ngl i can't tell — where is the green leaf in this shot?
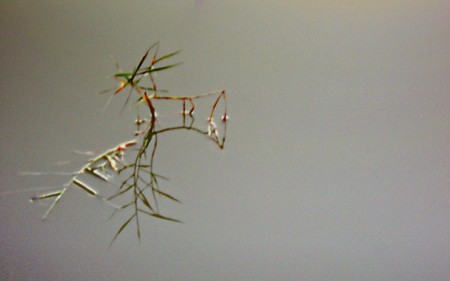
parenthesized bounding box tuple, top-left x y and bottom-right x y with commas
(154, 50, 181, 64)
(138, 87, 169, 93)
(137, 62, 183, 75)
(114, 72, 133, 78)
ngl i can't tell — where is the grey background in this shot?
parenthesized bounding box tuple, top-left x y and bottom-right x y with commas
(1, 1, 449, 280)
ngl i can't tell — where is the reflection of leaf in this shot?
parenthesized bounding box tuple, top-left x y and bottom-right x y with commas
(138, 189, 154, 212)
(154, 189, 181, 203)
(109, 214, 136, 247)
(138, 209, 182, 223)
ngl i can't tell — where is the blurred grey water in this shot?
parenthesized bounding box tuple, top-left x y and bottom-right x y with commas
(1, 1, 449, 280)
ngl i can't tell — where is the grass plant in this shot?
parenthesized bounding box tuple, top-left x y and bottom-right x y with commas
(30, 43, 228, 244)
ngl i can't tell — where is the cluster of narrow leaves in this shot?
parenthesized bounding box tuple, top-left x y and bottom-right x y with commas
(31, 43, 228, 245)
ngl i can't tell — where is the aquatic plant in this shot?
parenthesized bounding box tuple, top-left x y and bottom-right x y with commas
(30, 43, 228, 244)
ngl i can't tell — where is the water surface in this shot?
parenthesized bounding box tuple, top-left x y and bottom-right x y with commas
(1, 1, 449, 280)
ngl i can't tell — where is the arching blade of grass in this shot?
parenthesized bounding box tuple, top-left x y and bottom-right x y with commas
(115, 62, 183, 79)
(153, 50, 181, 64)
(137, 62, 183, 76)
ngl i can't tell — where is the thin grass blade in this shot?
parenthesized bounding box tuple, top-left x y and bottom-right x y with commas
(109, 214, 136, 247)
(138, 192, 154, 212)
(42, 183, 71, 220)
(129, 46, 152, 82)
(138, 209, 182, 223)
(30, 191, 62, 201)
(73, 179, 97, 196)
(153, 50, 181, 64)
(153, 173, 169, 180)
(138, 87, 169, 93)
(84, 168, 111, 182)
(108, 184, 133, 200)
(154, 189, 181, 203)
(114, 72, 133, 78)
(137, 62, 183, 75)
(98, 88, 113, 95)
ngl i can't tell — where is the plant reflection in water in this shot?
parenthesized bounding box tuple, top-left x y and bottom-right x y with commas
(31, 43, 228, 244)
